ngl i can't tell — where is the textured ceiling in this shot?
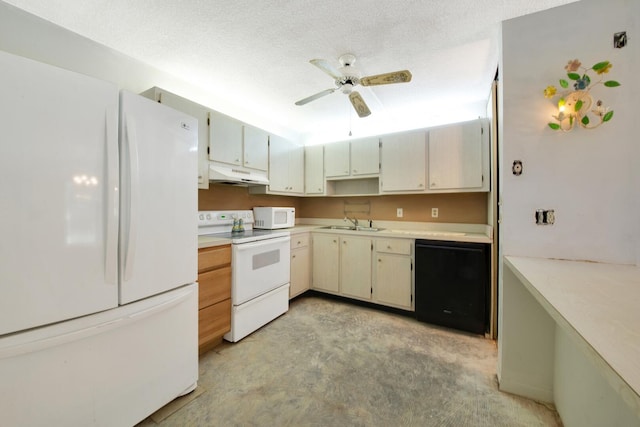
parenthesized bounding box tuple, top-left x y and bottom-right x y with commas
(4, 0, 577, 142)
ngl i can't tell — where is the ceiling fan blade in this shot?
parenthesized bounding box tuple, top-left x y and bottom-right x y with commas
(360, 70, 412, 86)
(348, 91, 371, 118)
(310, 59, 343, 80)
(295, 88, 337, 106)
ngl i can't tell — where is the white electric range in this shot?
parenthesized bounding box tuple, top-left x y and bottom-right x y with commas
(198, 210, 291, 342)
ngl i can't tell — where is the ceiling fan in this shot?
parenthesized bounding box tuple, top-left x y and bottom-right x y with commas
(295, 53, 412, 118)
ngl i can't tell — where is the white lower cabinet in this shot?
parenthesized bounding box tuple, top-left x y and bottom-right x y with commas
(312, 232, 414, 311)
(374, 238, 414, 310)
(312, 234, 373, 299)
(339, 236, 373, 300)
(290, 232, 311, 298)
(312, 234, 340, 293)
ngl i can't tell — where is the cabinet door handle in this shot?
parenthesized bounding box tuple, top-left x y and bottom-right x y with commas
(292, 254, 296, 259)
(378, 259, 382, 262)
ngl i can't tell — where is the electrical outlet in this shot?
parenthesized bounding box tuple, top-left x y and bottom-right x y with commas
(396, 208, 403, 218)
(431, 208, 439, 218)
(535, 209, 555, 225)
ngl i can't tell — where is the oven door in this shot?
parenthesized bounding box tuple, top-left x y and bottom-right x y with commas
(232, 236, 291, 305)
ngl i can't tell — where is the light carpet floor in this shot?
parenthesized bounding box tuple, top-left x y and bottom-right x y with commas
(138, 294, 561, 426)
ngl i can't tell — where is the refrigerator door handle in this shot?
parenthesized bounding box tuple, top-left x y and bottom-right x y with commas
(122, 114, 140, 282)
(105, 109, 119, 285)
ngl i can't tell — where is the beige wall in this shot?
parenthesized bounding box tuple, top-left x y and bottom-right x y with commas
(199, 185, 303, 211)
(199, 185, 488, 224)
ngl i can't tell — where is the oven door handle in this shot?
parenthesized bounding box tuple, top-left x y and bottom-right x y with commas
(233, 235, 290, 252)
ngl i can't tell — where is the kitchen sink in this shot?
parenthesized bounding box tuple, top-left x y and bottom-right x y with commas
(355, 226, 384, 232)
(322, 225, 356, 230)
(319, 225, 384, 232)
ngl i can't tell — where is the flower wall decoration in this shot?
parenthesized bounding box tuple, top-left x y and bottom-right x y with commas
(544, 59, 620, 131)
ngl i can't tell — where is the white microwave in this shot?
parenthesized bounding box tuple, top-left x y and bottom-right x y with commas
(253, 207, 295, 229)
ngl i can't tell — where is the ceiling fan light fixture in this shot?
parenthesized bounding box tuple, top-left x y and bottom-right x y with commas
(297, 53, 412, 119)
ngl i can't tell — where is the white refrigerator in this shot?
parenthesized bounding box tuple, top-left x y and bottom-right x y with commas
(0, 50, 199, 426)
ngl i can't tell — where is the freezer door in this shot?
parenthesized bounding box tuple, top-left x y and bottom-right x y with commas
(0, 284, 198, 426)
(0, 51, 119, 335)
(119, 91, 198, 304)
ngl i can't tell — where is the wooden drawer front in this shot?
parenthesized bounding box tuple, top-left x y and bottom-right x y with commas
(290, 233, 310, 249)
(198, 299, 231, 347)
(198, 266, 231, 309)
(198, 245, 231, 272)
(376, 239, 412, 255)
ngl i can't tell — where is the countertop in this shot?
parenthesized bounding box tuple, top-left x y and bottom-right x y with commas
(295, 218, 492, 244)
(504, 256, 640, 402)
(199, 220, 492, 249)
(197, 235, 232, 249)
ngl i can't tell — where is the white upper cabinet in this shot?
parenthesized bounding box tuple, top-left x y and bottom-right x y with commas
(209, 111, 268, 172)
(209, 110, 243, 166)
(380, 130, 427, 192)
(305, 145, 325, 195)
(428, 119, 488, 191)
(267, 135, 304, 194)
(242, 125, 269, 171)
(350, 137, 380, 176)
(324, 141, 350, 177)
(325, 138, 379, 178)
(140, 87, 210, 189)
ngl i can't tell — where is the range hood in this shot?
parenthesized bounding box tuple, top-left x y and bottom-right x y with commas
(209, 163, 269, 186)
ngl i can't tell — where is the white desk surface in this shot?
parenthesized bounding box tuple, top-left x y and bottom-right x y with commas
(504, 256, 640, 400)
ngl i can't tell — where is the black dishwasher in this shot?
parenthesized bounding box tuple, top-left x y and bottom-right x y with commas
(415, 240, 489, 334)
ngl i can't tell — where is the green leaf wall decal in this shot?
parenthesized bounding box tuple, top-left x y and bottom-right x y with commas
(567, 73, 581, 80)
(592, 61, 610, 71)
(604, 81, 621, 87)
(548, 123, 561, 130)
(581, 116, 590, 125)
(575, 100, 583, 111)
(603, 111, 614, 122)
(559, 79, 569, 88)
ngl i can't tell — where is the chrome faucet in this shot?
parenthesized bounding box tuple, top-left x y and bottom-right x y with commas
(344, 216, 359, 227)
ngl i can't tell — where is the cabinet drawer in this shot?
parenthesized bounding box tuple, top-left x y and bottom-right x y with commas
(198, 266, 231, 309)
(198, 245, 231, 272)
(376, 239, 412, 255)
(290, 233, 310, 249)
(198, 298, 231, 348)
